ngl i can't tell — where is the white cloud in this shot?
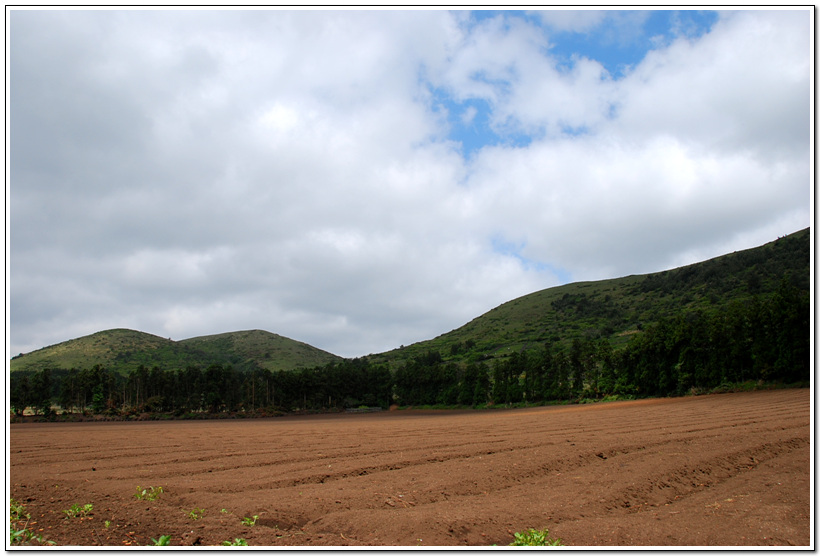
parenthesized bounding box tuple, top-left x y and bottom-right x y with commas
(258, 103, 302, 135)
(533, 10, 651, 47)
(467, 130, 807, 281)
(531, 10, 607, 33)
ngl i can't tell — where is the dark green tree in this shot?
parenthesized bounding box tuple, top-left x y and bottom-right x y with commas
(29, 368, 53, 415)
(91, 384, 106, 414)
(10, 374, 31, 416)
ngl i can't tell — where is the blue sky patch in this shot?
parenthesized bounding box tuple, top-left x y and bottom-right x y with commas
(536, 10, 719, 78)
(467, 10, 719, 79)
(429, 85, 532, 158)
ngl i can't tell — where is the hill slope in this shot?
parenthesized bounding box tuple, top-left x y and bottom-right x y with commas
(179, 329, 342, 372)
(372, 228, 810, 367)
(10, 328, 341, 375)
(9, 329, 180, 374)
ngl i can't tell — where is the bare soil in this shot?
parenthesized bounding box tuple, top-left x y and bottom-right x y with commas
(9, 389, 811, 547)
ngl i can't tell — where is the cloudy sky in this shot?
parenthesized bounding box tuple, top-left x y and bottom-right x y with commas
(9, 8, 811, 359)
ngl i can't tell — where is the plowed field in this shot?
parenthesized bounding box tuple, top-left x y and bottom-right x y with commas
(9, 389, 811, 547)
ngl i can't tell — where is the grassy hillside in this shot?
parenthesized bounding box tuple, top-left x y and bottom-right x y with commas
(372, 228, 810, 368)
(9, 329, 182, 374)
(179, 329, 341, 372)
(10, 328, 340, 375)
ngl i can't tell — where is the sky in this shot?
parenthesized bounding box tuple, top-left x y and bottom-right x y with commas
(8, 8, 812, 359)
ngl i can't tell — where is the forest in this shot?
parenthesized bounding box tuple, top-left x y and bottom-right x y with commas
(9, 275, 809, 419)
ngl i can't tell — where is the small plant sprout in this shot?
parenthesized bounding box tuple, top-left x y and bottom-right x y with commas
(150, 535, 171, 546)
(134, 486, 164, 500)
(104, 520, 111, 528)
(510, 527, 563, 546)
(241, 515, 259, 527)
(222, 538, 249, 546)
(220, 508, 229, 514)
(188, 508, 206, 520)
(63, 503, 94, 518)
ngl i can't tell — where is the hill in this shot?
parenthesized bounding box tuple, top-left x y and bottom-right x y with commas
(179, 329, 342, 372)
(371, 227, 810, 367)
(10, 328, 341, 375)
(9, 329, 180, 374)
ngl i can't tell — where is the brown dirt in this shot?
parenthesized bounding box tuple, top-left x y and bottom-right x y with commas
(9, 389, 811, 547)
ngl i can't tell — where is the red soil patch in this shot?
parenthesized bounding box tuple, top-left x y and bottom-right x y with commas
(9, 389, 811, 547)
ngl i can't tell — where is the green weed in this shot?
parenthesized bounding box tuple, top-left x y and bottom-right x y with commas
(134, 485, 164, 500)
(241, 515, 259, 527)
(510, 528, 563, 546)
(187, 508, 206, 520)
(150, 535, 171, 546)
(63, 503, 94, 518)
(222, 538, 249, 546)
(10, 525, 50, 546)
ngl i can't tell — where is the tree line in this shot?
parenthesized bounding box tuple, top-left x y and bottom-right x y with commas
(10, 357, 392, 417)
(9, 279, 809, 418)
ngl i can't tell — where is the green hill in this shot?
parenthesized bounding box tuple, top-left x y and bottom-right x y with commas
(10, 328, 341, 375)
(371, 228, 810, 368)
(10, 329, 178, 374)
(179, 329, 341, 372)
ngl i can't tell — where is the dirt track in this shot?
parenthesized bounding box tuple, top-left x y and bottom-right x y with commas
(9, 389, 811, 547)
